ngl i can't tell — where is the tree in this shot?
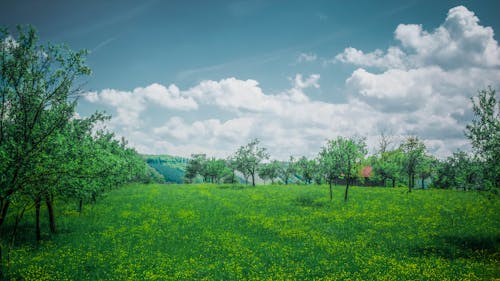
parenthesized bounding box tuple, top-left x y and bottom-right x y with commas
(233, 139, 269, 186)
(184, 154, 207, 183)
(400, 136, 426, 193)
(465, 86, 500, 191)
(432, 151, 481, 190)
(318, 137, 367, 201)
(297, 156, 315, 184)
(0, 25, 91, 230)
(258, 160, 280, 184)
(416, 154, 435, 189)
(205, 158, 228, 183)
(279, 156, 296, 185)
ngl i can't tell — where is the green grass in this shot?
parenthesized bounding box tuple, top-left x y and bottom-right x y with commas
(4, 184, 500, 280)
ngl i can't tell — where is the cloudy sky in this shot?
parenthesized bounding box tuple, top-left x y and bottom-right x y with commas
(2, 0, 499, 159)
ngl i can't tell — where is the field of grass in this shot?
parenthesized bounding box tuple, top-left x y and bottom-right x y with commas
(4, 184, 499, 280)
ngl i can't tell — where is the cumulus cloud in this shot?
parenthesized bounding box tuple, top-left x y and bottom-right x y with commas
(82, 5, 499, 159)
(336, 5, 500, 70)
(85, 83, 197, 128)
(336, 5, 500, 157)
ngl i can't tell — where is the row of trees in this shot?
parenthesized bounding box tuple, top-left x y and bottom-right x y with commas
(184, 87, 499, 199)
(0, 26, 154, 276)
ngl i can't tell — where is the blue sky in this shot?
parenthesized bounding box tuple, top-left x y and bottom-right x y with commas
(2, 0, 500, 158)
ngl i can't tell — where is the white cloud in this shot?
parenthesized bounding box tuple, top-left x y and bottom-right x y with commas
(336, 6, 500, 70)
(85, 83, 197, 128)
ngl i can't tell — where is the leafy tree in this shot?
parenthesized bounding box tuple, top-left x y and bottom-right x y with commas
(400, 136, 426, 193)
(184, 154, 207, 183)
(258, 160, 280, 184)
(233, 139, 269, 186)
(205, 157, 228, 183)
(465, 86, 499, 191)
(318, 137, 367, 201)
(432, 151, 481, 190)
(416, 154, 435, 189)
(279, 156, 296, 185)
(297, 156, 315, 184)
(0, 25, 90, 230)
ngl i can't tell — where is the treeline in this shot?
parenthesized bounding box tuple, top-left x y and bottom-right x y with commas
(185, 87, 499, 199)
(0, 26, 157, 275)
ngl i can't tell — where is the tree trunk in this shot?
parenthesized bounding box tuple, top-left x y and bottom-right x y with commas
(329, 180, 333, 201)
(392, 178, 395, 188)
(0, 200, 10, 228)
(35, 197, 41, 242)
(0, 241, 2, 279)
(78, 198, 83, 213)
(251, 173, 255, 186)
(344, 176, 350, 202)
(408, 174, 412, 193)
(421, 178, 425, 189)
(45, 195, 56, 234)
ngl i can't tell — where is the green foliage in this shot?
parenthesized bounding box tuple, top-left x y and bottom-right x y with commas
(0, 26, 150, 252)
(233, 139, 269, 186)
(2, 184, 498, 280)
(432, 151, 482, 191)
(318, 136, 367, 201)
(465, 86, 500, 191)
(279, 156, 297, 185)
(400, 136, 426, 192)
(258, 160, 281, 184)
(296, 156, 316, 184)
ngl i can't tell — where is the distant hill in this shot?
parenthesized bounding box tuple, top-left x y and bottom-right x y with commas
(142, 154, 189, 183)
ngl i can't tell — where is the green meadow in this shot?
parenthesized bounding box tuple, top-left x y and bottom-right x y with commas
(6, 184, 500, 280)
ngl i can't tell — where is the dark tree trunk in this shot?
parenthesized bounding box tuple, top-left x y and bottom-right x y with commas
(78, 198, 83, 213)
(45, 195, 56, 234)
(35, 197, 41, 242)
(408, 174, 412, 193)
(251, 173, 255, 186)
(344, 176, 350, 202)
(329, 179, 333, 201)
(0, 200, 10, 228)
(0, 241, 2, 279)
(392, 178, 396, 188)
(421, 178, 425, 189)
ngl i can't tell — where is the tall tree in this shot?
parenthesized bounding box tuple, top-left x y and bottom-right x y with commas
(0, 25, 90, 230)
(233, 139, 269, 186)
(465, 86, 500, 191)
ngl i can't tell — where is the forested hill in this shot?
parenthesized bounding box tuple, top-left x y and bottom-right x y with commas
(143, 154, 189, 183)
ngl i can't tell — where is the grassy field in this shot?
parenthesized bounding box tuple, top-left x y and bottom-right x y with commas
(5, 184, 500, 280)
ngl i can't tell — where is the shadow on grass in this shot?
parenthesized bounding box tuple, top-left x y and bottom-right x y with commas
(293, 195, 325, 208)
(409, 235, 500, 260)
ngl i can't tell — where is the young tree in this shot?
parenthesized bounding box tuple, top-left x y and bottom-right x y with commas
(400, 136, 426, 193)
(465, 86, 500, 191)
(279, 156, 296, 185)
(184, 154, 207, 183)
(416, 154, 435, 189)
(297, 156, 315, 184)
(318, 137, 367, 201)
(258, 160, 280, 184)
(233, 139, 269, 186)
